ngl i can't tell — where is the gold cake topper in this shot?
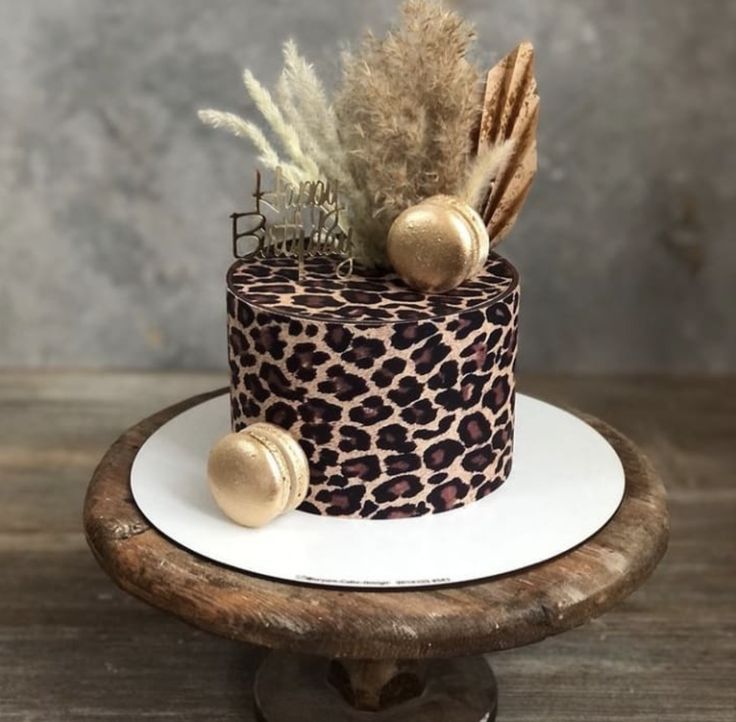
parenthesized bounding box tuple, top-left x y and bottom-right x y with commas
(231, 168, 355, 279)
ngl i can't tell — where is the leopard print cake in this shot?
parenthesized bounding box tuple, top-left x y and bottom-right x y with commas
(227, 254, 519, 519)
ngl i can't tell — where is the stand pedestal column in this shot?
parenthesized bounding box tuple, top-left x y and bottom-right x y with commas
(254, 653, 497, 721)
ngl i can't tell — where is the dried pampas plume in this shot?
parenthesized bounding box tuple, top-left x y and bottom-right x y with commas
(335, 0, 481, 267)
(276, 40, 351, 191)
(241, 68, 319, 179)
(198, 109, 303, 186)
(198, 41, 350, 191)
(461, 140, 514, 214)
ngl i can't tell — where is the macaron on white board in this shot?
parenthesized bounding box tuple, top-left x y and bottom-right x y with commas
(131, 393, 625, 589)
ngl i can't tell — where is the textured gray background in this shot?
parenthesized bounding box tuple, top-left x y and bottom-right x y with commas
(2, 0, 735, 372)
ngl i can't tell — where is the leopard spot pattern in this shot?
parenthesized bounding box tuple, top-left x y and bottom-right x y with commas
(227, 255, 519, 519)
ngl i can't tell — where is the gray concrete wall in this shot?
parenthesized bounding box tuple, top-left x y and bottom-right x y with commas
(2, 0, 734, 372)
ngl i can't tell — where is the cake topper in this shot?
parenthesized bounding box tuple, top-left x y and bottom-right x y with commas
(231, 168, 355, 280)
(199, 0, 538, 292)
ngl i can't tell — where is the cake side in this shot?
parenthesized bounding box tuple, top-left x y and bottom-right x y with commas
(227, 256, 519, 519)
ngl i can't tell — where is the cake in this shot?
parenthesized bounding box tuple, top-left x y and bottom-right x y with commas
(227, 254, 519, 519)
(201, 0, 538, 527)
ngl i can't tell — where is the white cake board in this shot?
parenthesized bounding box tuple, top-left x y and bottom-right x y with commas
(131, 393, 625, 589)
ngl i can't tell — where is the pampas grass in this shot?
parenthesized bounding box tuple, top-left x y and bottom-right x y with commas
(198, 1, 524, 270)
(335, 0, 481, 265)
(198, 41, 343, 187)
(197, 111, 308, 188)
(241, 68, 320, 179)
(277, 40, 348, 186)
(461, 140, 513, 213)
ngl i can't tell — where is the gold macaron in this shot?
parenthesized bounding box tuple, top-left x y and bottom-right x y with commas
(387, 194, 490, 293)
(207, 422, 309, 528)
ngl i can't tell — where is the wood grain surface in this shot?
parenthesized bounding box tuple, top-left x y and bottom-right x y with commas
(1, 372, 734, 721)
(83, 390, 669, 660)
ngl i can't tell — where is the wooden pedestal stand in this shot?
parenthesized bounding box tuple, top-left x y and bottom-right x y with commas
(84, 390, 669, 722)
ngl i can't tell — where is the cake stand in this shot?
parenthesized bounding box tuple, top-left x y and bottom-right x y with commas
(84, 389, 669, 721)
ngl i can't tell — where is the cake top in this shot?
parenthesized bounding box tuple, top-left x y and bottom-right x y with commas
(227, 254, 517, 326)
(201, 1, 539, 294)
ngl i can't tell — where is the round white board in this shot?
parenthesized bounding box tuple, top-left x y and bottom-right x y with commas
(131, 393, 625, 589)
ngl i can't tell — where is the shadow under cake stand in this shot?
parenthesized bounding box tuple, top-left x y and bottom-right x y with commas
(84, 389, 669, 721)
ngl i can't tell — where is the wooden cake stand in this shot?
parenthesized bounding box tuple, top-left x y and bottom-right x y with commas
(84, 390, 669, 722)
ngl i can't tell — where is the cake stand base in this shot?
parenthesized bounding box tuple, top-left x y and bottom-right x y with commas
(130, 392, 626, 588)
(85, 390, 670, 721)
(254, 653, 497, 722)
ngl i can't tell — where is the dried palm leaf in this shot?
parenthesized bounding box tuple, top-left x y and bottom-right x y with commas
(477, 41, 539, 246)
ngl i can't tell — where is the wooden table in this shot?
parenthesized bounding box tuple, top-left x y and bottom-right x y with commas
(2, 372, 734, 721)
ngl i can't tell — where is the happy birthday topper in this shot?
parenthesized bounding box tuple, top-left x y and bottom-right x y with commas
(231, 168, 355, 279)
